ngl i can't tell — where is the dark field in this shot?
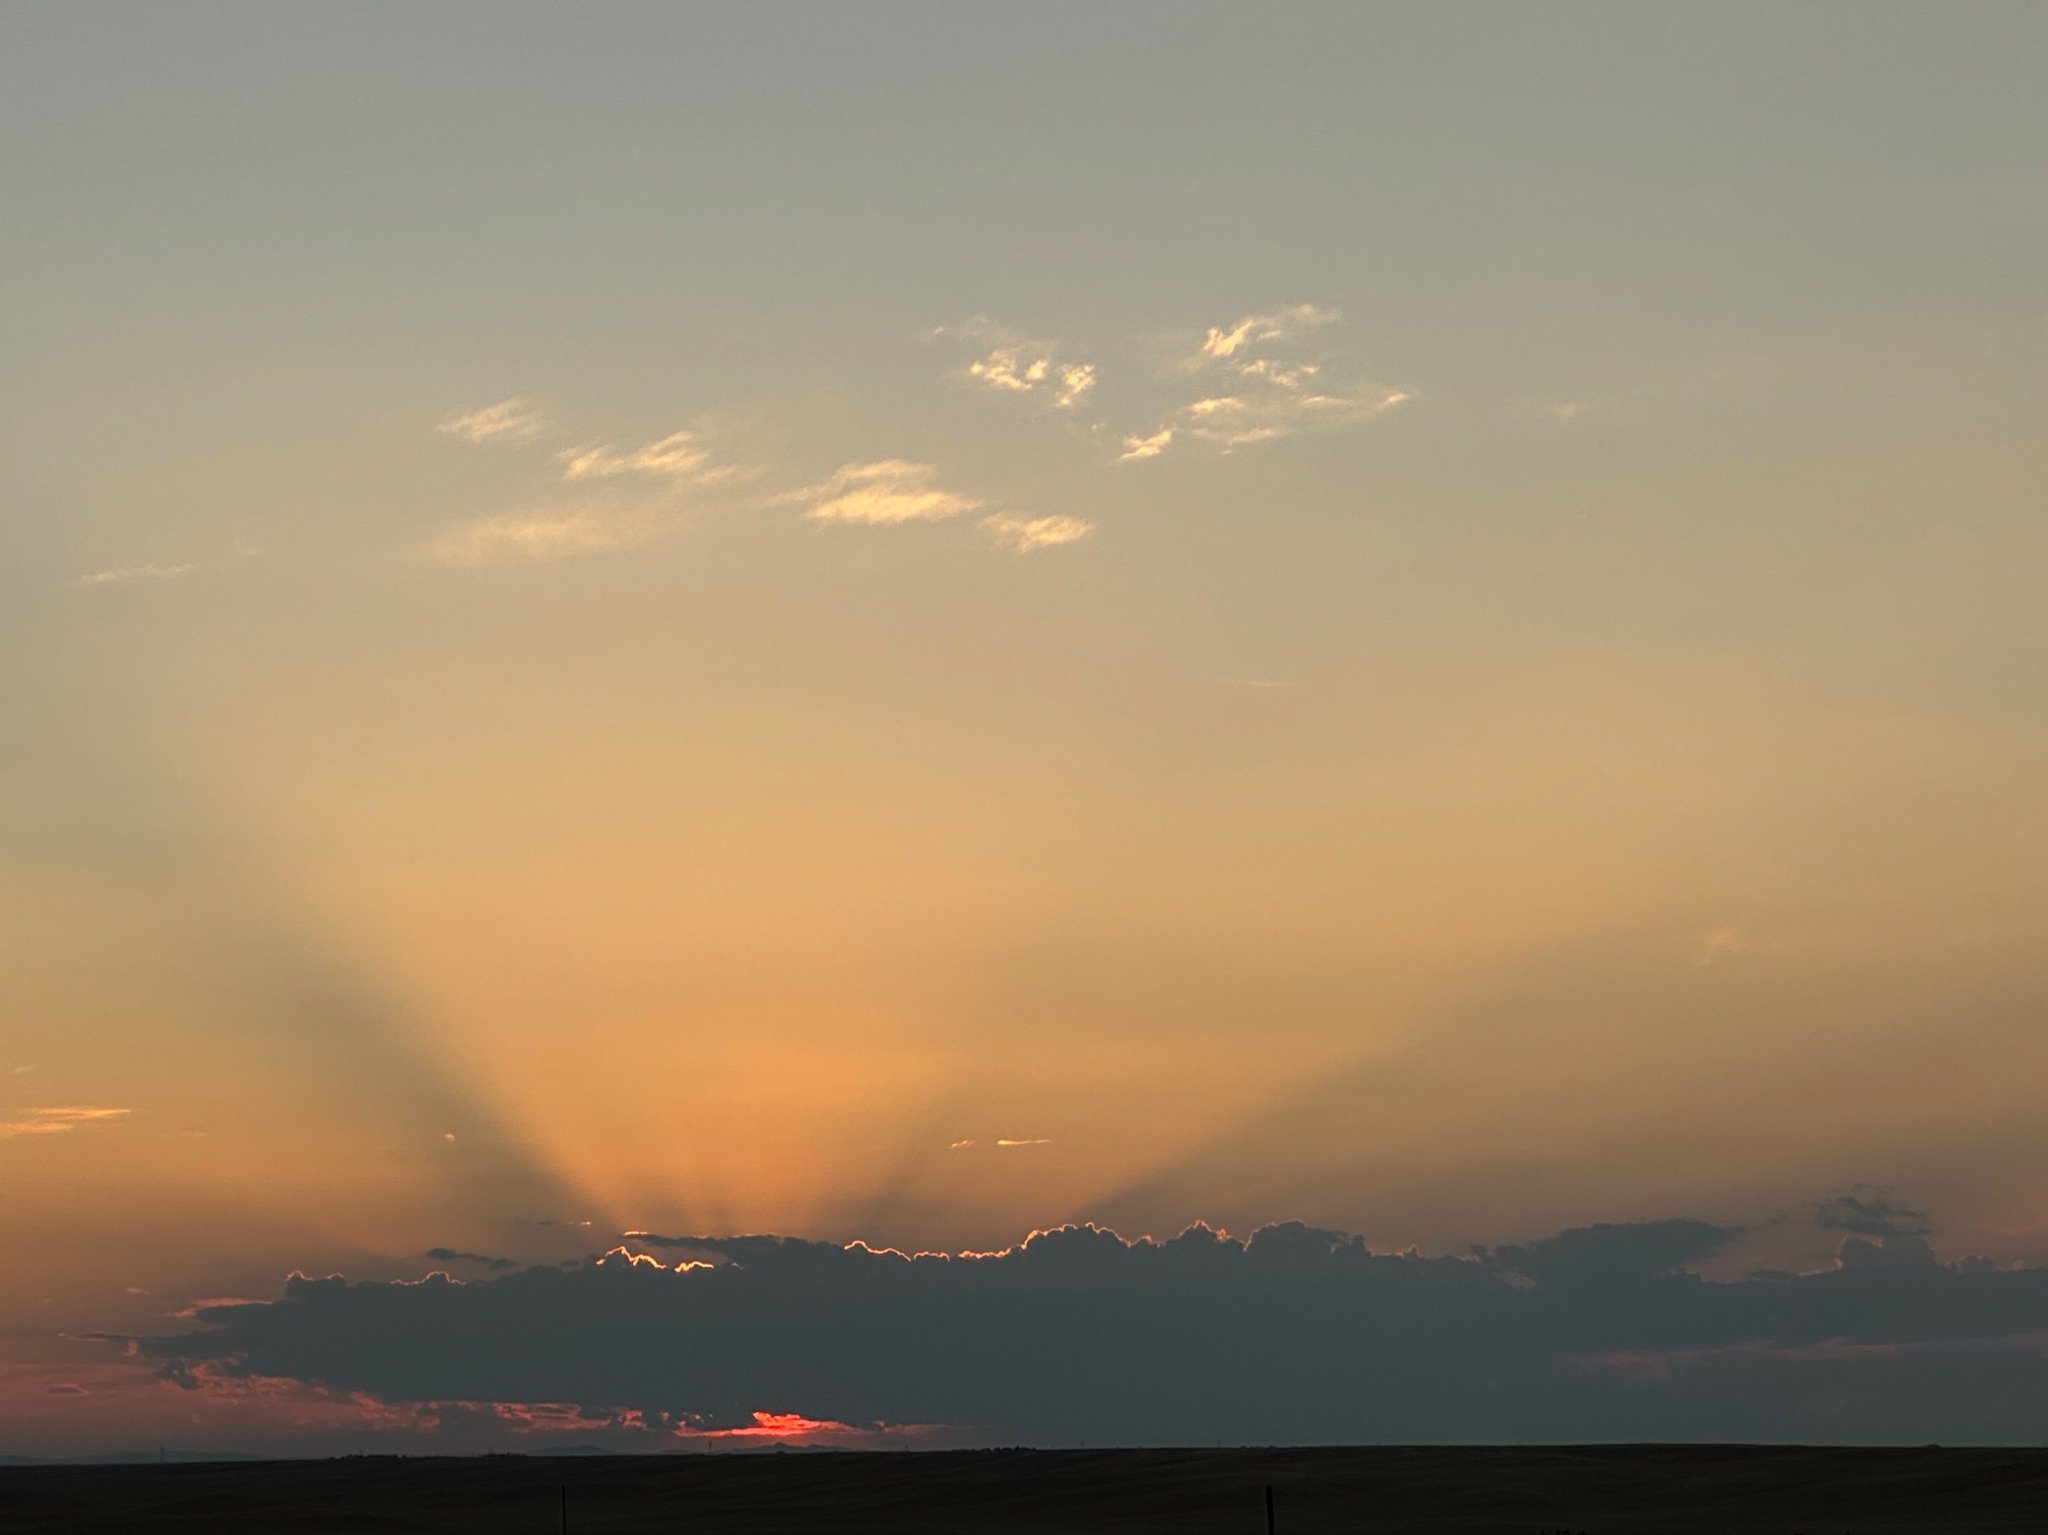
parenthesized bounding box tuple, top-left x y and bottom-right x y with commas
(4, 1445, 2047, 1534)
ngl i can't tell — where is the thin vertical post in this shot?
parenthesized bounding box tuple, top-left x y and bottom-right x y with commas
(560, 1484, 568, 1535)
(1265, 1483, 1276, 1535)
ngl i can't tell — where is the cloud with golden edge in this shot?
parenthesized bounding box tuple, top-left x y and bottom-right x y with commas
(981, 513, 1092, 553)
(782, 460, 982, 526)
(995, 1138, 1051, 1147)
(438, 398, 544, 444)
(0, 1106, 130, 1141)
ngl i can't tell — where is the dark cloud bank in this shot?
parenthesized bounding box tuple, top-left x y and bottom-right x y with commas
(137, 1217, 2048, 1445)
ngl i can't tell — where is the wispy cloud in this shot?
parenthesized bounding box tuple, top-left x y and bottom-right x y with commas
(1178, 385, 1409, 449)
(1694, 927, 1784, 967)
(558, 429, 737, 485)
(980, 513, 1091, 553)
(994, 1138, 1051, 1147)
(781, 461, 981, 526)
(1150, 302, 1411, 451)
(1117, 426, 1174, 462)
(940, 318, 1097, 410)
(76, 542, 259, 589)
(967, 350, 1097, 409)
(1512, 395, 1618, 425)
(438, 398, 544, 444)
(77, 561, 200, 587)
(1196, 304, 1341, 363)
(427, 418, 743, 566)
(943, 302, 1404, 464)
(0, 1106, 130, 1141)
(423, 507, 671, 566)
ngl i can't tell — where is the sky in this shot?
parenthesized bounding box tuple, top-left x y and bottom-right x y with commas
(3, 2, 2047, 1454)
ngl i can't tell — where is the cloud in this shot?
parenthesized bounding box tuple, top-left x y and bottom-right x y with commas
(940, 318, 1097, 410)
(780, 461, 981, 526)
(966, 351, 1097, 410)
(424, 1248, 516, 1273)
(1694, 926, 1785, 967)
(1818, 1186, 1933, 1239)
(0, 1106, 130, 1141)
(1196, 304, 1341, 362)
(1511, 395, 1625, 425)
(1116, 303, 1408, 459)
(423, 507, 671, 566)
(980, 514, 1091, 553)
(76, 561, 200, 587)
(558, 429, 734, 485)
(438, 399, 544, 444)
(129, 1211, 2048, 1445)
(1176, 386, 1408, 449)
(1117, 427, 1174, 462)
(994, 1138, 1052, 1147)
(427, 421, 742, 566)
(1052, 364, 1096, 408)
(76, 542, 260, 588)
(935, 304, 1398, 465)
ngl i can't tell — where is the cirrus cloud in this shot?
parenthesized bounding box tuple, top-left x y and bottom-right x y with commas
(781, 461, 982, 526)
(423, 506, 673, 566)
(980, 514, 1091, 553)
(437, 398, 544, 444)
(558, 429, 738, 486)
(0, 1105, 130, 1141)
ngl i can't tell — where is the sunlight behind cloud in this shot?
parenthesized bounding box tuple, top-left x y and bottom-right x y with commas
(14, 0, 2048, 1462)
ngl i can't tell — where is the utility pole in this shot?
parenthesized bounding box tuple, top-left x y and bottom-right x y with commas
(1265, 1483, 1277, 1535)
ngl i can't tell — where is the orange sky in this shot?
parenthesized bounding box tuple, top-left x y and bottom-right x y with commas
(4, 4, 2047, 1454)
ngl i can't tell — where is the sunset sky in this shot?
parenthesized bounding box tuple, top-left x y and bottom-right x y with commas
(5, 3, 2048, 1454)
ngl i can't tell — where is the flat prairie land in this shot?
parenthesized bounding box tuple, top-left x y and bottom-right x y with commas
(2, 1444, 2046, 1533)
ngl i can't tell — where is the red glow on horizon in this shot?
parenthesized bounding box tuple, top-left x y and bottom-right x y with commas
(706, 1409, 851, 1438)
